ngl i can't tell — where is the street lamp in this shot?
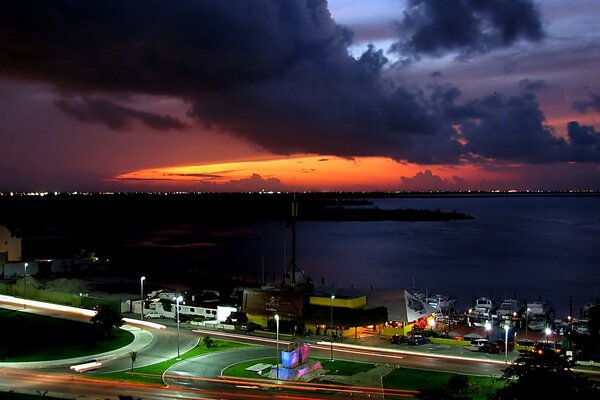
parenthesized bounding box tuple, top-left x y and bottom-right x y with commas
(330, 294, 335, 361)
(174, 295, 183, 359)
(503, 324, 510, 364)
(140, 276, 146, 320)
(525, 307, 531, 342)
(485, 320, 492, 339)
(545, 326, 551, 344)
(23, 263, 28, 309)
(274, 314, 280, 380)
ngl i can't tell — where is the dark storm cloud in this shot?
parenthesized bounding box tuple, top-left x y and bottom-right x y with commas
(0, 0, 461, 164)
(391, 0, 544, 61)
(572, 93, 600, 113)
(446, 90, 600, 163)
(566, 122, 600, 162)
(54, 97, 185, 131)
(456, 91, 567, 162)
(518, 79, 547, 92)
(0, 0, 596, 166)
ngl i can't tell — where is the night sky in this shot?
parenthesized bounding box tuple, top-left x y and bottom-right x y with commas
(1, 0, 599, 192)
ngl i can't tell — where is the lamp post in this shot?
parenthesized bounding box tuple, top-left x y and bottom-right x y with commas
(23, 263, 28, 309)
(545, 326, 551, 344)
(567, 315, 573, 351)
(503, 324, 510, 364)
(330, 294, 335, 361)
(174, 295, 183, 359)
(274, 314, 280, 380)
(140, 276, 146, 320)
(525, 307, 530, 342)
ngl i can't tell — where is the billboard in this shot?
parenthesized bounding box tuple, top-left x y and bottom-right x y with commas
(242, 289, 305, 317)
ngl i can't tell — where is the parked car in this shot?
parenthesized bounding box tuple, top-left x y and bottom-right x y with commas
(390, 334, 408, 344)
(144, 311, 164, 319)
(494, 339, 515, 352)
(468, 338, 490, 352)
(407, 335, 429, 345)
(480, 342, 503, 354)
(241, 322, 262, 332)
(534, 341, 561, 355)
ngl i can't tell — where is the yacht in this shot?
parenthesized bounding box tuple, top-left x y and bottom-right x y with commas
(467, 297, 496, 327)
(425, 294, 457, 313)
(496, 299, 522, 320)
(473, 297, 495, 318)
(526, 300, 551, 331)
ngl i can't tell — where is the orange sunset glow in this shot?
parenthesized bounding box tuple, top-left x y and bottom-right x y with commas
(112, 156, 510, 191)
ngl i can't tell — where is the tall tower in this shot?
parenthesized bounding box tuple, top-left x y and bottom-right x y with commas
(283, 196, 312, 290)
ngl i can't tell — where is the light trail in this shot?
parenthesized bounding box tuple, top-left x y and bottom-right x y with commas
(315, 341, 509, 366)
(192, 328, 504, 366)
(192, 328, 292, 346)
(0, 295, 166, 329)
(218, 375, 419, 394)
(164, 373, 416, 398)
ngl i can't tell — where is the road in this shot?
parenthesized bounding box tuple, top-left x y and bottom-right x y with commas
(3, 298, 591, 399)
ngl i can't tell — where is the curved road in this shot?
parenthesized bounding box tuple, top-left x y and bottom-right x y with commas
(4, 299, 595, 399)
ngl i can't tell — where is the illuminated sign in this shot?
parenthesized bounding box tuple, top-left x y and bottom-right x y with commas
(242, 290, 305, 317)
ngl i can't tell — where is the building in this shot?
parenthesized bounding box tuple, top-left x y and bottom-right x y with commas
(0, 224, 22, 262)
(241, 287, 387, 338)
(368, 289, 438, 336)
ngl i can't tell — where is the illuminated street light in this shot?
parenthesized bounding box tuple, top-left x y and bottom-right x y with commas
(525, 307, 531, 342)
(330, 294, 335, 361)
(140, 276, 146, 321)
(274, 314, 280, 380)
(23, 263, 28, 309)
(545, 326, 551, 344)
(503, 324, 510, 364)
(174, 295, 183, 359)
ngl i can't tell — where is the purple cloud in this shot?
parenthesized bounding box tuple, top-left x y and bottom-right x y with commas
(54, 97, 185, 131)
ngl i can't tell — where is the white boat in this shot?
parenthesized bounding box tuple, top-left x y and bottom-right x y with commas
(425, 294, 456, 313)
(473, 297, 495, 318)
(526, 301, 550, 317)
(496, 299, 522, 320)
(466, 297, 495, 327)
(526, 300, 551, 331)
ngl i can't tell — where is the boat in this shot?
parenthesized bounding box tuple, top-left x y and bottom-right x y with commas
(425, 294, 457, 313)
(526, 300, 552, 331)
(496, 299, 522, 320)
(466, 297, 496, 327)
(473, 297, 495, 318)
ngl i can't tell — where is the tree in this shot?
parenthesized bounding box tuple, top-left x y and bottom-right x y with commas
(201, 335, 214, 348)
(129, 351, 137, 372)
(491, 349, 599, 399)
(90, 305, 123, 337)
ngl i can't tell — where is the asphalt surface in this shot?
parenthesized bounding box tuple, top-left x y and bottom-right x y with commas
(1, 300, 598, 399)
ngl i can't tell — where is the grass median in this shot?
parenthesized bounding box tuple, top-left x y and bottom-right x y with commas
(95, 339, 252, 385)
(223, 357, 375, 379)
(0, 308, 133, 362)
(223, 356, 501, 399)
